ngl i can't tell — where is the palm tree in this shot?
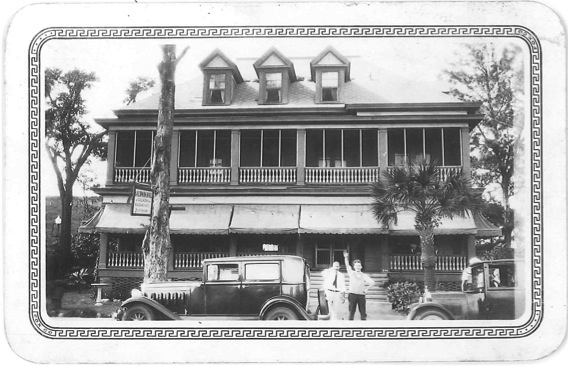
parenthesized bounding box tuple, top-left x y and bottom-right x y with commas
(371, 161, 480, 291)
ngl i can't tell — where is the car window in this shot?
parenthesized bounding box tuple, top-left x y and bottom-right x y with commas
(207, 263, 239, 281)
(488, 264, 515, 288)
(244, 263, 280, 281)
(471, 265, 485, 290)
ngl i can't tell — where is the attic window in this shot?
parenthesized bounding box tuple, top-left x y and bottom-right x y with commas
(208, 74, 226, 104)
(265, 72, 282, 103)
(321, 72, 339, 102)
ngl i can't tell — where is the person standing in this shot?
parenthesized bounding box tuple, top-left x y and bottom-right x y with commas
(323, 261, 346, 320)
(343, 250, 375, 320)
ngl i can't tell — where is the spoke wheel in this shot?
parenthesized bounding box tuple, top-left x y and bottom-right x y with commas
(123, 304, 154, 321)
(264, 307, 298, 321)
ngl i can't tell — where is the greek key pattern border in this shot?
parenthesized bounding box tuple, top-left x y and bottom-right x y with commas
(28, 25, 543, 340)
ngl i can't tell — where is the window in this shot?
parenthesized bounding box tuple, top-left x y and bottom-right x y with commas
(207, 263, 239, 281)
(265, 73, 282, 103)
(240, 130, 297, 167)
(115, 131, 154, 167)
(321, 72, 339, 102)
(387, 128, 462, 166)
(244, 263, 280, 281)
(488, 264, 516, 288)
(306, 129, 379, 167)
(179, 130, 231, 167)
(208, 74, 226, 104)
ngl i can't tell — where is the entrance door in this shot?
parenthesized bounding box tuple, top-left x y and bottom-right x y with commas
(315, 239, 348, 269)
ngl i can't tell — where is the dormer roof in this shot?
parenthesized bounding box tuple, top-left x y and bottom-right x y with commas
(310, 46, 351, 82)
(253, 47, 298, 82)
(199, 49, 244, 84)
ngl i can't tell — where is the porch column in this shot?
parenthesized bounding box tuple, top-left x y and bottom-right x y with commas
(231, 130, 240, 185)
(98, 233, 108, 269)
(229, 236, 237, 256)
(380, 236, 390, 272)
(297, 129, 306, 185)
(296, 234, 304, 257)
(169, 131, 180, 185)
(466, 234, 476, 260)
(379, 129, 388, 177)
(105, 132, 116, 186)
(461, 127, 471, 177)
(167, 246, 175, 271)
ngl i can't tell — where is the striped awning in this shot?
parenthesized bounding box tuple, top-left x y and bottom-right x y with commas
(299, 205, 386, 234)
(229, 205, 300, 234)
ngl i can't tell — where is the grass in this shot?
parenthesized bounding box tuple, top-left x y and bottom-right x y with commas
(50, 289, 121, 318)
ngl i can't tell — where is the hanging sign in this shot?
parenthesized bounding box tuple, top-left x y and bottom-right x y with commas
(131, 183, 153, 216)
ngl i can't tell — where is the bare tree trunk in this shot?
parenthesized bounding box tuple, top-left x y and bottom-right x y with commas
(418, 225, 437, 292)
(58, 190, 74, 278)
(143, 45, 178, 283)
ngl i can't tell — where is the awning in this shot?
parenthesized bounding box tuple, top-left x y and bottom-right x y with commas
(389, 210, 478, 236)
(299, 205, 386, 234)
(78, 204, 233, 235)
(474, 213, 502, 237)
(229, 205, 300, 234)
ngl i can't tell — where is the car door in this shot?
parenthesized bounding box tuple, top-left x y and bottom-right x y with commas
(482, 263, 522, 320)
(204, 262, 241, 315)
(239, 260, 282, 315)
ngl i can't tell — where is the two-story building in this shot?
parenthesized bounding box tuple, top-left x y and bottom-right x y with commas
(80, 46, 500, 299)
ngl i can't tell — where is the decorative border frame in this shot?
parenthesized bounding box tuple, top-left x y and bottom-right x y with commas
(29, 25, 542, 339)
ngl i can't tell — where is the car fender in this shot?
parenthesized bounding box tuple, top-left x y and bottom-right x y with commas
(121, 296, 182, 320)
(407, 302, 455, 320)
(259, 296, 312, 320)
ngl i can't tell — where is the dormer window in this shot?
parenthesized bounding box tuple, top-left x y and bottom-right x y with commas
(321, 72, 339, 102)
(208, 74, 226, 104)
(310, 46, 351, 104)
(199, 49, 244, 106)
(265, 73, 282, 103)
(254, 48, 297, 105)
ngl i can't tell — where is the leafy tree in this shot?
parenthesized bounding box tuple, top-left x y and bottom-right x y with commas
(45, 68, 107, 277)
(123, 76, 156, 105)
(142, 45, 189, 283)
(371, 162, 480, 291)
(444, 43, 523, 246)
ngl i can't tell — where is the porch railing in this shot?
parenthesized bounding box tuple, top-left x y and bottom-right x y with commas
(178, 167, 231, 184)
(389, 255, 467, 272)
(387, 166, 463, 181)
(239, 167, 297, 184)
(114, 167, 151, 183)
(174, 252, 229, 269)
(107, 251, 144, 268)
(305, 167, 380, 184)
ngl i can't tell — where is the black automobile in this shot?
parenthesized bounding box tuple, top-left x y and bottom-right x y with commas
(115, 255, 327, 321)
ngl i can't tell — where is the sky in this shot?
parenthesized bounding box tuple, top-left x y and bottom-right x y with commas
(41, 36, 525, 197)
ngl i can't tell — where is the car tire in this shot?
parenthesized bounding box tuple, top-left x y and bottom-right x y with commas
(317, 289, 329, 316)
(264, 307, 299, 321)
(122, 304, 154, 321)
(413, 309, 450, 320)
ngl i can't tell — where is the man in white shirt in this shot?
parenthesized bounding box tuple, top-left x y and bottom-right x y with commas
(343, 251, 375, 320)
(323, 261, 346, 320)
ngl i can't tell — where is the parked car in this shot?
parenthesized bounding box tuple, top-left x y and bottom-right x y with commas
(115, 255, 327, 321)
(408, 259, 525, 320)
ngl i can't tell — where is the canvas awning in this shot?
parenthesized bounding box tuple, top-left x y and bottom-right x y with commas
(474, 213, 502, 237)
(299, 205, 386, 234)
(389, 210, 478, 235)
(229, 205, 300, 234)
(78, 204, 233, 235)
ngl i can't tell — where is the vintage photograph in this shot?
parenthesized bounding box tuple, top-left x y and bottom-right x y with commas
(3, 1, 566, 363)
(41, 36, 526, 323)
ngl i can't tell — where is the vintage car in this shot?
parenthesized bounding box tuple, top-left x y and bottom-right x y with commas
(115, 255, 326, 321)
(408, 259, 525, 320)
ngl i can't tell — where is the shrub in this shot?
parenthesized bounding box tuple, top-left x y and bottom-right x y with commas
(66, 268, 95, 290)
(386, 281, 421, 314)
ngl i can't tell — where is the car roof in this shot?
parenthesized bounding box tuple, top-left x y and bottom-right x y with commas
(474, 259, 522, 265)
(202, 255, 305, 264)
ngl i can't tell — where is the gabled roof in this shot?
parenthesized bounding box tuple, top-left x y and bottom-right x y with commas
(199, 49, 244, 84)
(310, 46, 351, 82)
(253, 47, 297, 82)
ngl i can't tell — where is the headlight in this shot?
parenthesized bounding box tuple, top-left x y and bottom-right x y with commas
(131, 289, 142, 298)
